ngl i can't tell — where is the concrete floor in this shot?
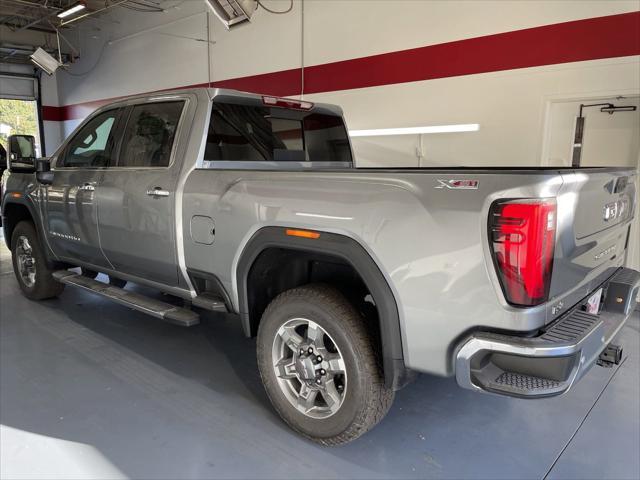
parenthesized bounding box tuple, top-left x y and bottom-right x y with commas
(0, 239, 639, 479)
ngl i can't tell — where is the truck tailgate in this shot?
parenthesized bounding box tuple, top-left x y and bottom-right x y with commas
(551, 168, 636, 302)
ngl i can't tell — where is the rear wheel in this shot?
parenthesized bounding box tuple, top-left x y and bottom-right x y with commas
(11, 221, 64, 300)
(256, 284, 394, 445)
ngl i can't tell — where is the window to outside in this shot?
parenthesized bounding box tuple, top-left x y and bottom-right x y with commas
(119, 101, 184, 168)
(60, 110, 118, 168)
(204, 102, 352, 163)
(0, 98, 41, 159)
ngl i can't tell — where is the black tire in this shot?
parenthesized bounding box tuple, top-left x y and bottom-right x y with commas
(10, 221, 64, 300)
(256, 284, 394, 445)
(82, 268, 99, 279)
(109, 276, 127, 288)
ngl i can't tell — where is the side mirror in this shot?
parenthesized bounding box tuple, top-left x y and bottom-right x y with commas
(8, 135, 37, 173)
(35, 158, 54, 185)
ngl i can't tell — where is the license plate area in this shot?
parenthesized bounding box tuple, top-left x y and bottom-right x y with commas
(585, 288, 603, 314)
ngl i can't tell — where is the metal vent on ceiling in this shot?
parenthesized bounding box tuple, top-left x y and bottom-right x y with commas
(204, 0, 258, 29)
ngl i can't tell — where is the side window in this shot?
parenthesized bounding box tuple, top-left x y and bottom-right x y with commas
(119, 101, 184, 168)
(60, 110, 118, 168)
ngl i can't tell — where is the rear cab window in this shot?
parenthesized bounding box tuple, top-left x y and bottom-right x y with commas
(203, 100, 352, 167)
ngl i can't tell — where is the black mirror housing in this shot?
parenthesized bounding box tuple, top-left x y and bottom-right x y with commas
(7, 134, 37, 173)
(35, 158, 53, 185)
(36, 170, 54, 185)
(36, 158, 51, 173)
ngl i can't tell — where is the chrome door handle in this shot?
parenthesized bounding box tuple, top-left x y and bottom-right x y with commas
(146, 187, 170, 197)
(79, 183, 95, 191)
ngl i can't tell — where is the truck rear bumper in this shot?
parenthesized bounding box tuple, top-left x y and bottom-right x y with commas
(455, 267, 639, 398)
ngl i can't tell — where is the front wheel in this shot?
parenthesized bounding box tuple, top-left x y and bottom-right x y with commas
(256, 284, 394, 445)
(11, 221, 64, 300)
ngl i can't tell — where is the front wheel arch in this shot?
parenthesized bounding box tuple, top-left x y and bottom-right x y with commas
(2, 201, 35, 250)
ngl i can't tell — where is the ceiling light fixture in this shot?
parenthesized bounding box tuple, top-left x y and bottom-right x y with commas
(29, 47, 63, 75)
(204, 0, 257, 30)
(57, 2, 87, 19)
(349, 124, 480, 137)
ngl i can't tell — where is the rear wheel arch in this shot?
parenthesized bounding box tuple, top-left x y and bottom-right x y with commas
(236, 226, 409, 389)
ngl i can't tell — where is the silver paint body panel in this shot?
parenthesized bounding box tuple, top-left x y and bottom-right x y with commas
(2, 88, 636, 378)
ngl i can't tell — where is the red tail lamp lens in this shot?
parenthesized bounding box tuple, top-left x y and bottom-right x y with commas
(489, 199, 557, 306)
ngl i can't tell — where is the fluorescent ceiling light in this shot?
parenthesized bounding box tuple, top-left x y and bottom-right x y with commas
(349, 124, 480, 137)
(57, 2, 86, 18)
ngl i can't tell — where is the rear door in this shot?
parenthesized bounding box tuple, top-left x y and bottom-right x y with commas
(46, 108, 121, 266)
(96, 99, 186, 286)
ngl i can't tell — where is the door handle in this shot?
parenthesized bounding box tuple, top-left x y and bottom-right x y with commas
(146, 187, 170, 197)
(79, 183, 95, 191)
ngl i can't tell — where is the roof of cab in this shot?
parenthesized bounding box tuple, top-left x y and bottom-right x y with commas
(100, 87, 343, 116)
(206, 88, 344, 116)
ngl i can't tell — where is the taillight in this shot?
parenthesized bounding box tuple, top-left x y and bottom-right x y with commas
(489, 198, 557, 306)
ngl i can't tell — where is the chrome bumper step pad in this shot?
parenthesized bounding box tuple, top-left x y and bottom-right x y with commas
(456, 267, 640, 399)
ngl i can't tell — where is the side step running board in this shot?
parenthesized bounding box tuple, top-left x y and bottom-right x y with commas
(191, 292, 227, 312)
(53, 271, 200, 327)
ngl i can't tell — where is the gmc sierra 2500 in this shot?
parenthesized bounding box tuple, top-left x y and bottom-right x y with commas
(2, 88, 638, 445)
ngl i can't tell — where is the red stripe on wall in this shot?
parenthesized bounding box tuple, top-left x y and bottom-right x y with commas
(41, 106, 64, 122)
(41, 11, 640, 122)
(213, 67, 302, 98)
(304, 11, 640, 94)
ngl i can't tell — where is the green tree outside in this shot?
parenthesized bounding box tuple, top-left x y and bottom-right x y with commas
(0, 99, 40, 154)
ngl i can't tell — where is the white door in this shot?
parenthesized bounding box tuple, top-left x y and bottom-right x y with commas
(543, 95, 639, 167)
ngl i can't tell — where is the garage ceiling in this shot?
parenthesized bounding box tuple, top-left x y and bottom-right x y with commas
(0, 0, 164, 65)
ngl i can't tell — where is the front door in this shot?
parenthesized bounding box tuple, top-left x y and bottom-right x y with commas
(45, 109, 120, 266)
(97, 100, 186, 286)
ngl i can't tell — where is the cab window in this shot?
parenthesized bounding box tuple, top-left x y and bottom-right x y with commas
(118, 101, 184, 168)
(59, 110, 118, 168)
(204, 102, 352, 163)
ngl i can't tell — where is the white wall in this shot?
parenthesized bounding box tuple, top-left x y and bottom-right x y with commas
(40, 72, 63, 156)
(52, 1, 640, 164)
(44, 0, 639, 269)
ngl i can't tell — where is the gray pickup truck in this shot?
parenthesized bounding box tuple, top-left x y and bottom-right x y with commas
(2, 88, 639, 445)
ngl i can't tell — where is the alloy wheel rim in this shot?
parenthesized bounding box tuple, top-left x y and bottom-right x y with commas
(272, 318, 347, 419)
(16, 235, 36, 288)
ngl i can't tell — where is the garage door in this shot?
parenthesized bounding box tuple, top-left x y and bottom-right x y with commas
(0, 74, 37, 100)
